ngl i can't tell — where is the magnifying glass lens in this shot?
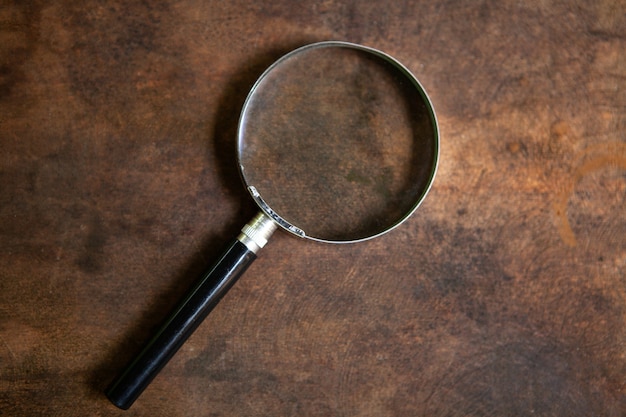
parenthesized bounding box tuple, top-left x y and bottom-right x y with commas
(239, 46, 437, 241)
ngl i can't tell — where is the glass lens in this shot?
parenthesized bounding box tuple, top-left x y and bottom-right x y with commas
(238, 44, 437, 242)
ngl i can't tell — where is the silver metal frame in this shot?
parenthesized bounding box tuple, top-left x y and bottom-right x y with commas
(236, 41, 440, 244)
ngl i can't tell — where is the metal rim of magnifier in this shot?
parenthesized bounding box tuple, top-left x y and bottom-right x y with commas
(237, 41, 440, 244)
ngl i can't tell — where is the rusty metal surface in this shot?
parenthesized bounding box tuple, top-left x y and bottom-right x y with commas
(1, 1, 625, 416)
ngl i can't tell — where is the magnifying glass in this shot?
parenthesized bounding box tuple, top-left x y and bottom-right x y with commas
(106, 41, 439, 409)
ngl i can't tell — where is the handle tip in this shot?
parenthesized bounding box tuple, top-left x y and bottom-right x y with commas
(105, 380, 138, 410)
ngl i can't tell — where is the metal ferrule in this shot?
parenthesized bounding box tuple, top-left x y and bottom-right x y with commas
(237, 212, 278, 254)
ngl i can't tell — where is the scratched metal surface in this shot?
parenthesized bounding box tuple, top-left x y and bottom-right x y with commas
(1, 1, 624, 416)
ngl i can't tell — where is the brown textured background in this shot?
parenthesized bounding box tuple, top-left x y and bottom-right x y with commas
(1, 1, 625, 416)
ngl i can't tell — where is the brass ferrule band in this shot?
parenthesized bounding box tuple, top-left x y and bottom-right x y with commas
(237, 212, 278, 254)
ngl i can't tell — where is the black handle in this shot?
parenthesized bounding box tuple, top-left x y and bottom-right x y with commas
(106, 239, 256, 410)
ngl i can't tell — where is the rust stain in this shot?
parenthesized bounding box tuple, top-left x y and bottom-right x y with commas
(554, 142, 626, 247)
